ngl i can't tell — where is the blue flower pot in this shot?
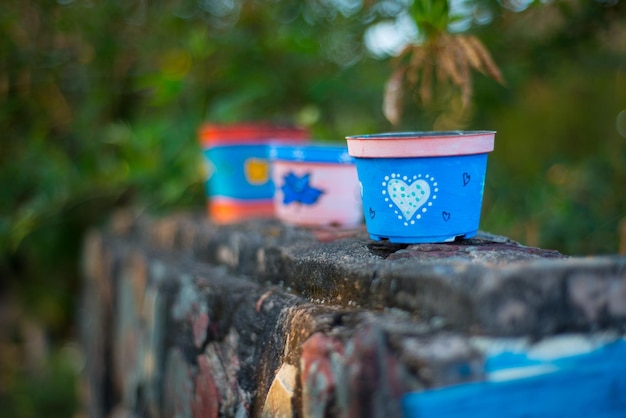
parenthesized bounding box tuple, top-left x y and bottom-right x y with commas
(346, 131, 495, 243)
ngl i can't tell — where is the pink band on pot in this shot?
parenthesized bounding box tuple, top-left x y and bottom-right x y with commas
(346, 131, 495, 158)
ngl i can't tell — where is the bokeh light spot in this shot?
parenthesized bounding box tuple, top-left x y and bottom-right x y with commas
(616, 109, 626, 138)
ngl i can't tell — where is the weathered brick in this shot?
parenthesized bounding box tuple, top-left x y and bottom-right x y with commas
(81, 213, 626, 417)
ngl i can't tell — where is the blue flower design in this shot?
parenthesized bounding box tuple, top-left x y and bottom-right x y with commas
(281, 172, 324, 205)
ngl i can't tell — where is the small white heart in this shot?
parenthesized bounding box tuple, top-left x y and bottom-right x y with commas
(387, 179, 430, 220)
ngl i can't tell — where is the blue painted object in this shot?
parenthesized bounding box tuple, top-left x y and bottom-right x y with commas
(354, 153, 488, 243)
(204, 145, 272, 200)
(199, 123, 308, 224)
(269, 144, 353, 164)
(402, 339, 626, 418)
(280, 172, 324, 205)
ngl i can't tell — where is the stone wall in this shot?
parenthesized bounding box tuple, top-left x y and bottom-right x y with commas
(80, 211, 626, 417)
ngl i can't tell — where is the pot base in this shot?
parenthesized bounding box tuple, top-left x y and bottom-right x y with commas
(368, 230, 477, 244)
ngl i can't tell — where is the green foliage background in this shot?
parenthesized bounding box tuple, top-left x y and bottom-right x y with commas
(0, 0, 625, 416)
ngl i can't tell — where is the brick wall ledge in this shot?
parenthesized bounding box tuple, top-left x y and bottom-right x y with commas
(80, 211, 626, 417)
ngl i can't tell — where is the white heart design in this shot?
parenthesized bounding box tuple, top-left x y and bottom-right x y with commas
(387, 179, 431, 220)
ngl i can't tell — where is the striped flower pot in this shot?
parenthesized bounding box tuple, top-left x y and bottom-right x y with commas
(199, 123, 308, 224)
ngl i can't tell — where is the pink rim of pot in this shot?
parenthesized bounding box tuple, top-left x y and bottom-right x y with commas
(346, 130, 495, 158)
